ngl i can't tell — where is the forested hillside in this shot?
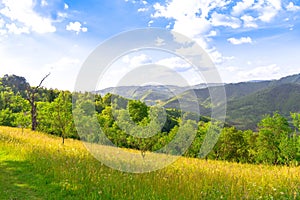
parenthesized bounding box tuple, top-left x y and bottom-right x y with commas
(0, 74, 300, 166)
(162, 73, 300, 130)
(226, 83, 300, 130)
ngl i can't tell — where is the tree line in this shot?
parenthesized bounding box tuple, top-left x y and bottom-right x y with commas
(0, 74, 299, 166)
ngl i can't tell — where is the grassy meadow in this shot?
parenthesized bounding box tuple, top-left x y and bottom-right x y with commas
(0, 126, 299, 199)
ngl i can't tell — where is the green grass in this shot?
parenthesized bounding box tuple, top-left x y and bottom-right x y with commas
(0, 126, 299, 199)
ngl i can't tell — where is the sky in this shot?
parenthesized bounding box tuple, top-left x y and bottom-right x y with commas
(0, 0, 300, 91)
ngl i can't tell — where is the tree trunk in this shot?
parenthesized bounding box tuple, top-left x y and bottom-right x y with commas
(26, 73, 50, 131)
(31, 100, 37, 131)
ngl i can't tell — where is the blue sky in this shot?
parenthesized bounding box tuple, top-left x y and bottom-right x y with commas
(0, 0, 300, 90)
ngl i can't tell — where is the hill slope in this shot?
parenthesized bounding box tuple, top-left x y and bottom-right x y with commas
(225, 83, 300, 130)
(162, 73, 300, 129)
(1, 126, 299, 199)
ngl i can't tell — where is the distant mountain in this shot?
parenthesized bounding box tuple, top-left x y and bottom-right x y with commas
(271, 73, 300, 86)
(97, 73, 300, 130)
(96, 83, 223, 105)
(161, 80, 274, 114)
(162, 73, 300, 130)
(97, 85, 187, 105)
(225, 83, 300, 130)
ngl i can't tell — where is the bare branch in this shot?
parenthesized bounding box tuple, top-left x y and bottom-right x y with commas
(25, 72, 50, 131)
(36, 72, 51, 90)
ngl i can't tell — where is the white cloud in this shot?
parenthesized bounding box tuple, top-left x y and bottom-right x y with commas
(173, 16, 212, 40)
(44, 57, 81, 72)
(0, 18, 4, 28)
(0, 0, 56, 34)
(138, 8, 149, 12)
(64, 3, 69, 10)
(208, 48, 235, 64)
(156, 57, 191, 72)
(232, 0, 255, 16)
(252, 0, 282, 22)
(6, 23, 30, 34)
(145, 0, 291, 75)
(269, 0, 282, 10)
(0, 19, 7, 36)
(41, 57, 82, 90)
(148, 20, 154, 27)
(151, 0, 236, 65)
(41, 0, 48, 7)
(66, 22, 88, 34)
(225, 66, 239, 72)
(155, 37, 165, 47)
(258, 7, 279, 22)
(0, 29, 6, 36)
(206, 30, 217, 37)
(241, 15, 258, 28)
(152, 1, 201, 19)
(286, 2, 300, 11)
(227, 37, 253, 45)
(210, 12, 241, 29)
(238, 64, 280, 80)
(122, 54, 153, 67)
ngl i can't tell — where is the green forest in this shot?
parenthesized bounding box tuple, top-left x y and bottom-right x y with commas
(0, 74, 300, 166)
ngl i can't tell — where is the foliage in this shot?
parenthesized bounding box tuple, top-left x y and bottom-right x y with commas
(0, 74, 299, 166)
(256, 113, 292, 165)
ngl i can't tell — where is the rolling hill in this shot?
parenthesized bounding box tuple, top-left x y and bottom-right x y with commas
(97, 73, 300, 130)
(1, 126, 299, 199)
(225, 83, 300, 130)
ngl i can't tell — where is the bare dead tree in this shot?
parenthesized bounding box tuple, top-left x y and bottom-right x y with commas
(26, 73, 50, 131)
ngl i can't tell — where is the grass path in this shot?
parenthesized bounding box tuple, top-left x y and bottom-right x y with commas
(0, 126, 299, 199)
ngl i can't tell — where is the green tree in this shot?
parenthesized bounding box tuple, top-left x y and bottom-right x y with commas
(128, 100, 148, 124)
(73, 97, 100, 143)
(215, 127, 249, 163)
(36, 102, 53, 133)
(113, 105, 164, 158)
(0, 108, 14, 126)
(256, 112, 292, 165)
(51, 91, 76, 144)
(243, 130, 258, 163)
(14, 112, 31, 133)
(291, 112, 300, 133)
(1, 74, 29, 98)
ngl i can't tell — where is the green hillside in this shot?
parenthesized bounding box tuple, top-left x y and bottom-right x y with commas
(162, 73, 300, 130)
(226, 83, 300, 130)
(1, 126, 299, 199)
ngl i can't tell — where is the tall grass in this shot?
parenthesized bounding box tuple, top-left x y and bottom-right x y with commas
(0, 126, 299, 199)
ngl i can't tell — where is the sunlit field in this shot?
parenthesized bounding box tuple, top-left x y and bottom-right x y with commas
(0, 126, 299, 199)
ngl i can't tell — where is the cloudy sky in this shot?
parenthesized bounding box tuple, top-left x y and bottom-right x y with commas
(0, 0, 300, 90)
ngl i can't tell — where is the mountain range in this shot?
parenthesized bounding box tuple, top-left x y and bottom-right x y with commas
(97, 73, 300, 130)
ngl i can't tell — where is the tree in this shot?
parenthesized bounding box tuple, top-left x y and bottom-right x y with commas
(243, 130, 258, 163)
(73, 96, 100, 143)
(128, 100, 148, 124)
(256, 112, 292, 165)
(1, 74, 30, 98)
(51, 91, 75, 144)
(291, 112, 300, 133)
(0, 108, 14, 126)
(215, 127, 248, 163)
(14, 112, 31, 133)
(26, 73, 50, 131)
(113, 103, 165, 158)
